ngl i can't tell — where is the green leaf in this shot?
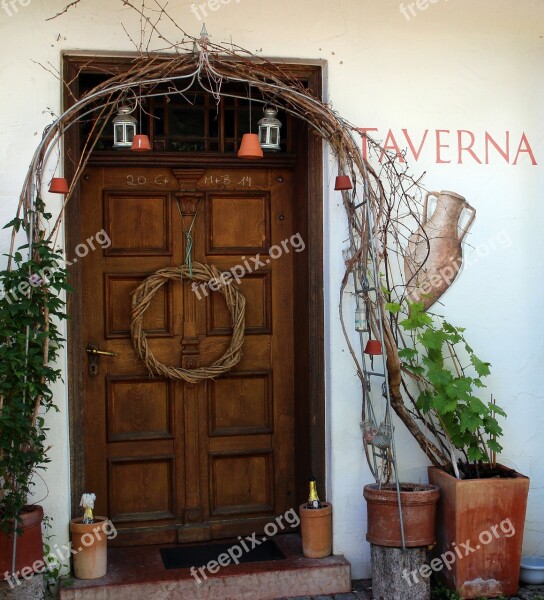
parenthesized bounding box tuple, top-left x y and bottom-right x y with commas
(483, 416, 503, 436)
(403, 363, 424, 376)
(467, 446, 485, 462)
(470, 354, 491, 377)
(433, 393, 458, 414)
(468, 396, 489, 415)
(385, 302, 401, 314)
(445, 378, 472, 399)
(423, 359, 452, 387)
(460, 410, 481, 432)
(419, 328, 445, 351)
(487, 439, 503, 452)
(398, 348, 418, 360)
(416, 389, 433, 413)
(490, 403, 507, 417)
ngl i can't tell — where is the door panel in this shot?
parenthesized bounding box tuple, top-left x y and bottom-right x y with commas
(79, 166, 295, 545)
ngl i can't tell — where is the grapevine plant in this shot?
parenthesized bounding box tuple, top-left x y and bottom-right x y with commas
(387, 301, 505, 477)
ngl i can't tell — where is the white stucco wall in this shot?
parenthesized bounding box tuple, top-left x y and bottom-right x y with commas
(0, 0, 543, 579)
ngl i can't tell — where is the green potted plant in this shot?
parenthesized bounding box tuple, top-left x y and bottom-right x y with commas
(0, 199, 69, 582)
(384, 300, 529, 599)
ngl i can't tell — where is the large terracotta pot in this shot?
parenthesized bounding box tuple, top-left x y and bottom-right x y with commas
(364, 483, 440, 547)
(69, 517, 109, 579)
(404, 190, 476, 310)
(428, 465, 530, 599)
(0, 505, 44, 575)
(299, 503, 332, 558)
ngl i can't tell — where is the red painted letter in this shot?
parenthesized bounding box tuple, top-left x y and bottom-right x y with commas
(402, 129, 429, 161)
(485, 131, 510, 164)
(457, 130, 482, 164)
(513, 133, 538, 165)
(379, 129, 405, 163)
(435, 130, 451, 164)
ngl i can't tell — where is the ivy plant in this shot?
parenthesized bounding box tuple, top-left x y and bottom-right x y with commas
(0, 198, 70, 531)
(387, 301, 505, 471)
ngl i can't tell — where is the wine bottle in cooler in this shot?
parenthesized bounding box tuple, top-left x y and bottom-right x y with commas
(306, 476, 323, 509)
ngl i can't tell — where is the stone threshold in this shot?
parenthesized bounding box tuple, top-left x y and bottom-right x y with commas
(59, 534, 351, 600)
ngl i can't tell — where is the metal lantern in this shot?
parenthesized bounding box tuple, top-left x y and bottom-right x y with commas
(258, 106, 282, 151)
(113, 104, 137, 149)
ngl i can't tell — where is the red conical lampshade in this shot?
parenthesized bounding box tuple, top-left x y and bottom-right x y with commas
(364, 339, 383, 355)
(131, 134, 151, 151)
(49, 177, 70, 194)
(334, 175, 352, 191)
(237, 133, 263, 159)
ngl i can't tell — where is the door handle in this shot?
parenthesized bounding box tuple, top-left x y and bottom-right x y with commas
(86, 343, 118, 376)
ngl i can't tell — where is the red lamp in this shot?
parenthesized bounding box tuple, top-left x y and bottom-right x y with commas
(237, 133, 263, 159)
(49, 177, 70, 194)
(131, 134, 151, 152)
(334, 175, 353, 191)
(364, 339, 383, 355)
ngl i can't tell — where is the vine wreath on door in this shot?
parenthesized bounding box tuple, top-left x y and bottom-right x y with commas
(130, 262, 246, 384)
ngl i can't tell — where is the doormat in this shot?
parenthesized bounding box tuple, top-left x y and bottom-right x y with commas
(160, 539, 286, 570)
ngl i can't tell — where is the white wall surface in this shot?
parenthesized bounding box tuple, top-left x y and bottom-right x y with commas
(0, 0, 543, 579)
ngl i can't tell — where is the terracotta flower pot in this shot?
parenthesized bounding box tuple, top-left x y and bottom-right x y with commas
(0, 505, 44, 575)
(49, 177, 70, 194)
(299, 502, 332, 558)
(131, 134, 151, 151)
(334, 175, 352, 190)
(237, 133, 264, 159)
(429, 465, 530, 599)
(364, 483, 440, 547)
(69, 517, 110, 579)
(364, 340, 382, 355)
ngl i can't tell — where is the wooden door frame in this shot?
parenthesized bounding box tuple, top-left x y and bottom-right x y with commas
(62, 53, 325, 519)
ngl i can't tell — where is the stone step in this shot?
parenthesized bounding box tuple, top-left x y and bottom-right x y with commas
(59, 534, 351, 600)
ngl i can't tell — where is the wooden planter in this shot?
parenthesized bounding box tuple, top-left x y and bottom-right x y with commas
(364, 483, 440, 547)
(428, 465, 530, 599)
(0, 505, 44, 575)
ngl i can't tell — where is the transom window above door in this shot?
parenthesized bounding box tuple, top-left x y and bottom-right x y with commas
(78, 74, 290, 154)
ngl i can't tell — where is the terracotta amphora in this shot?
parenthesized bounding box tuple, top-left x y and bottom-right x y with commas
(404, 190, 476, 310)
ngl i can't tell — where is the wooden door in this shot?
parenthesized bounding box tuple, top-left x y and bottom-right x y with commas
(79, 165, 296, 546)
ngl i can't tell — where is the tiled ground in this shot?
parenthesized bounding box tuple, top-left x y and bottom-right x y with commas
(281, 595, 368, 600)
(281, 580, 372, 600)
(281, 581, 544, 600)
(509, 585, 544, 600)
(281, 594, 369, 600)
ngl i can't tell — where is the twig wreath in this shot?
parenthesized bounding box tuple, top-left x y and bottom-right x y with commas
(130, 263, 246, 384)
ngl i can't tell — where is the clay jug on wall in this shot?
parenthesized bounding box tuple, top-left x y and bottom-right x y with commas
(404, 191, 476, 311)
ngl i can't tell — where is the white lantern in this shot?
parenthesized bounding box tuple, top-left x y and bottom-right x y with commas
(258, 106, 282, 152)
(113, 104, 137, 149)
